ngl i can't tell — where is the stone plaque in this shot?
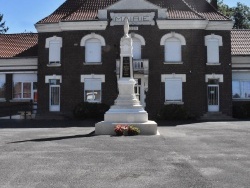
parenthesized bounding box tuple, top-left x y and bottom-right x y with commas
(110, 12, 155, 26)
(122, 57, 130, 77)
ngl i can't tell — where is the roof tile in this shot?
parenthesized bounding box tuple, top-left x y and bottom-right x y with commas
(0, 33, 38, 58)
(231, 30, 250, 55)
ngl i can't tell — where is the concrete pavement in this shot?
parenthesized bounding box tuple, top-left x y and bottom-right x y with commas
(0, 120, 249, 188)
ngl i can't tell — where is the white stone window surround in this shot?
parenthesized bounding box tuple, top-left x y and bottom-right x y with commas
(45, 36, 63, 67)
(80, 33, 106, 65)
(205, 74, 223, 83)
(45, 75, 62, 83)
(0, 74, 6, 101)
(205, 34, 223, 65)
(160, 32, 186, 64)
(80, 74, 105, 103)
(161, 74, 186, 105)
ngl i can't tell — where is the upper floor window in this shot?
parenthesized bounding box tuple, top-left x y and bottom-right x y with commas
(45, 36, 62, 66)
(0, 74, 6, 100)
(160, 32, 186, 63)
(131, 33, 145, 60)
(205, 34, 223, 64)
(81, 33, 106, 64)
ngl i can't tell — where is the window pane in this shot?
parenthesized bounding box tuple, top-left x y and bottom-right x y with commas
(0, 82, 5, 98)
(165, 79, 182, 101)
(13, 82, 22, 98)
(85, 90, 101, 102)
(49, 41, 61, 63)
(85, 39, 101, 63)
(133, 38, 141, 59)
(241, 81, 250, 98)
(23, 82, 31, 98)
(165, 38, 181, 62)
(207, 39, 219, 63)
(232, 81, 240, 98)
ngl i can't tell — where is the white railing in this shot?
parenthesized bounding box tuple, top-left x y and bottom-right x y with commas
(116, 59, 149, 75)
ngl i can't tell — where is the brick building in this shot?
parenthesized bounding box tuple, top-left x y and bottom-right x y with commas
(0, 0, 236, 119)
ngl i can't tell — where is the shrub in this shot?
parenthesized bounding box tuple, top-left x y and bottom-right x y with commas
(233, 102, 250, 119)
(158, 104, 189, 120)
(73, 102, 110, 119)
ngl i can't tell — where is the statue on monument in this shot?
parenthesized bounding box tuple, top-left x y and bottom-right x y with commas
(124, 17, 129, 37)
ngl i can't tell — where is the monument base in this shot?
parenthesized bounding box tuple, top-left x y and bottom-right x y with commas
(95, 120, 158, 135)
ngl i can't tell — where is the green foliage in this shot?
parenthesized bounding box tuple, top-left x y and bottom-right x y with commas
(233, 102, 250, 119)
(218, 1, 250, 29)
(73, 102, 110, 119)
(158, 104, 190, 120)
(0, 14, 8, 34)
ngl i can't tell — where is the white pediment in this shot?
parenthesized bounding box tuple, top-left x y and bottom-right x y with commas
(106, 0, 161, 10)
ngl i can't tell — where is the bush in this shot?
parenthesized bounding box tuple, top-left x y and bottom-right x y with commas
(233, 102, 250, 119)
(73, 102, 110, 119)
(157, 104, 189, 120)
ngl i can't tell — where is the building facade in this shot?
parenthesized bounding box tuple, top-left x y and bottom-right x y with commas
(0, 0, 236, 119)
(34, 0, 233, 118)
(0, 34, 38, 117)
(231, 30, 250, 117)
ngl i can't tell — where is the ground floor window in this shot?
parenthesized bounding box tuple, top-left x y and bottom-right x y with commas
(13, 74, 37, 100)
(84, 78, 101, 102)
(165, 78, 182, 102)
(232, 80, 250, 99)
(13, 82, 32, 99)
(0, 74, 5, 99)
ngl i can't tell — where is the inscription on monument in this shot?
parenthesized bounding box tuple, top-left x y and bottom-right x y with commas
(122, 57, 130, 77)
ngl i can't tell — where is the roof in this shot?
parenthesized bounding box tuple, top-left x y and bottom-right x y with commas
(37, 0, 230, 24)
(0, 33, 38, 58)
(231, 30, 250, 56)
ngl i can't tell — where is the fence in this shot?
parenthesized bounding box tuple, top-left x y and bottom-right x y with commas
(0, 100, 37, 119)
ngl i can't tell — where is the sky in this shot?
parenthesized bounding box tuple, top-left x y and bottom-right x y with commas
(1, 0, 250, 34)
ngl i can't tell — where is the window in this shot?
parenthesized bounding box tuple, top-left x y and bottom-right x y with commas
(233, 80, 250, 99)
(80, 33, 106, 64)
(13, 82, 31, 99)
(0, 74, 5, 99)
(160, 32, 186, 63)
(85, 39, 101, 63)
(84, 79, 102, 102)
(130, 33, 145, 60)
(165, 38, 181, 62)
(165, 79, 182, 102)
(205, 34, 222, 64)
(13, 74, 37, 100)
(45, 36, 62, 65)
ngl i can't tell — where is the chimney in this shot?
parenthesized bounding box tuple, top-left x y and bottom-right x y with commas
(210, 0, 218, 9)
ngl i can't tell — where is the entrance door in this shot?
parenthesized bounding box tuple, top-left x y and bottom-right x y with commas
(49, 79, 60, 112)
(134, 75, 146, 108)
(207, 85, 219, 112)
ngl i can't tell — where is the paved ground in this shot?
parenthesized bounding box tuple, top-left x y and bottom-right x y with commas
(0, 120, 249, 188)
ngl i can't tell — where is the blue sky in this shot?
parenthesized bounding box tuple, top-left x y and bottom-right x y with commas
(1, 0, 250, 34)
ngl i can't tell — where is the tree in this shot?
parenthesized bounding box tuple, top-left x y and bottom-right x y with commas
(218, 1, 250, 29)
(233, 3, 250, 29)
(0, 13, 8, 34)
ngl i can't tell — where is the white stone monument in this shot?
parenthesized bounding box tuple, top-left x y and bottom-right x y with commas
(95, 18, 158, 135)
